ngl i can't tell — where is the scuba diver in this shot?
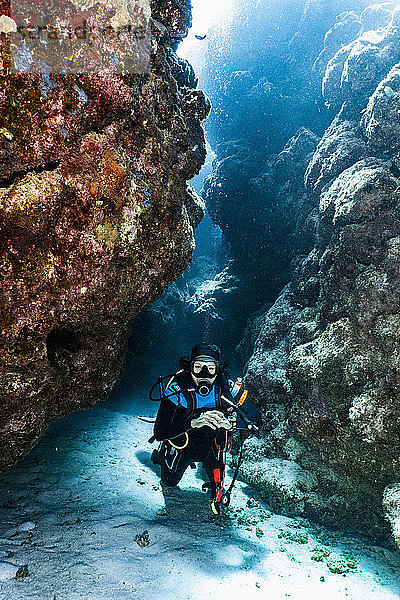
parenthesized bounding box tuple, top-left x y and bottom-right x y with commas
(148, 343, 261, 514)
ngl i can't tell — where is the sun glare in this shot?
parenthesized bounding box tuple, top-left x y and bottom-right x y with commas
(178, 0, 235, 69)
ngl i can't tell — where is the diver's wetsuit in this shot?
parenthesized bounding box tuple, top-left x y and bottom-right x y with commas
(152, 370, 254, 496)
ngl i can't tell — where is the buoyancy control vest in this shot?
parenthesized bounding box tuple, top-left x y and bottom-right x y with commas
(152, 370, 244, 443)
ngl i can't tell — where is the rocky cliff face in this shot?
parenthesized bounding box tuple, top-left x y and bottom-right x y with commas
(204, 129, 320, 306)
(239, 5, 400, 546)
(0, 0, 209, 470)
(202, 0, 375, 323)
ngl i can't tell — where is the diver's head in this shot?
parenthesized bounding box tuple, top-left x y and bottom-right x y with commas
(190, 344, 220, 395)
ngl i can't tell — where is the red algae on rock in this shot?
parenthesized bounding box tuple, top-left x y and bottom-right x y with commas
(0, 0, 209, 470)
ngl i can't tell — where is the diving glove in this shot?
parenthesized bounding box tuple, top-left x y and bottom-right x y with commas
(191, 410, 232, 431)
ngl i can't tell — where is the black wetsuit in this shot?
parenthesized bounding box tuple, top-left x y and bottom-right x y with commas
(154, 371, 231, 494)
(152, 370, 258, 496)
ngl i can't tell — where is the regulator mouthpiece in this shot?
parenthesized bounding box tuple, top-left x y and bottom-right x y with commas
(198, 381, 213, 396)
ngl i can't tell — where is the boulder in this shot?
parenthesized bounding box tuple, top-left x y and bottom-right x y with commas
(305, 114, 368, 192)
(362, 63, 400, 153)
(242, 157, 400, 542)
(322, 11, 400, 111)
(313, 11, 362, 76)
(360, 3, 394, 31)
(383, 484, 400, 549)
(0, 1, 209, 471)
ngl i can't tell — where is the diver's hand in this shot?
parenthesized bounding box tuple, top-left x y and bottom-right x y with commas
(191, 410, 232, 431)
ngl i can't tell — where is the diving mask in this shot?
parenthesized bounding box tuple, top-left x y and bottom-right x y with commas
(191, 357, 219, 395)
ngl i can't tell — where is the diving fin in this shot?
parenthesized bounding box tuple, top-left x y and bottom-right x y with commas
(138, 416, 156, 423)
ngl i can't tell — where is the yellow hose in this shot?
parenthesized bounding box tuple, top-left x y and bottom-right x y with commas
(165, 369, 184, 392)
(168, 432, 189, 450)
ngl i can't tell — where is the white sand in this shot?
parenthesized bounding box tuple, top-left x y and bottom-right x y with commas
(0, 391, 399, 600)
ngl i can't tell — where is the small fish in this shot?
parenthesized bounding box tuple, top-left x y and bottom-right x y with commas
(195, 34, 206, 40)
(384, 85, 395, 98)
(0, 127, 13, 140)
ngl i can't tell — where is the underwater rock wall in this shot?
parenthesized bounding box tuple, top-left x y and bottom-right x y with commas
(0, 0, 208, 470)
(239, 5, 400, 546)
(204, 129, 320, 307)
(203, 0, 377, 318)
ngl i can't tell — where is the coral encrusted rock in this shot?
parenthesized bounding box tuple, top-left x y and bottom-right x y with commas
(322, 8, 400, 112)
(383, 484, 400, 549)
(362, 63, 400, 153)
(238, 4, 400, 547)
(305, 113, 368, 192)
(204, 128, 319, 308)
(0, 0, 209, 470)
(243, 158, 400, 542)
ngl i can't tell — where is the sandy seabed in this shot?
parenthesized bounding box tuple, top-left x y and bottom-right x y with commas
(0, 388, 399, 600)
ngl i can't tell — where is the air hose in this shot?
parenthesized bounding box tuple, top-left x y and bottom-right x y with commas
(215, 430, 244, 510)
(149, 372, 184, 402)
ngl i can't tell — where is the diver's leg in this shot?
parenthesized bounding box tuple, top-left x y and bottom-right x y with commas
(151, 443, 164, 465)
(159, 444, 191, 487)
(160, 463, 188, 486)
(203, 450, 226, 507)
(204, 464, 223, 496)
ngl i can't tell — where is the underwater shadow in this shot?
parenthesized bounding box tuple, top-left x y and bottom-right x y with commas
(136, 449, 159, 475)
(136, 449, 271, 579)
(157, 483, 272, 578)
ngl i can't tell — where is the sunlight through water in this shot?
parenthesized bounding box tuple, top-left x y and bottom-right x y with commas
(178, 0, 235, 73)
